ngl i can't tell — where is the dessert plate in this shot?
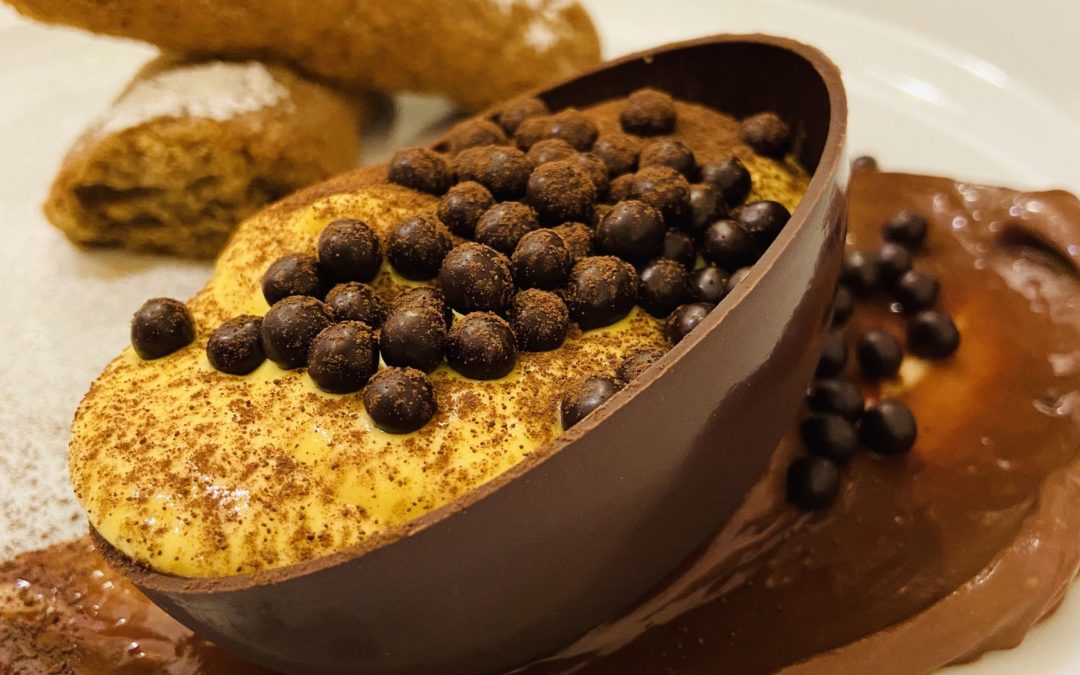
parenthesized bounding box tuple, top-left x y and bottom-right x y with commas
(0, 0, 1078, 672)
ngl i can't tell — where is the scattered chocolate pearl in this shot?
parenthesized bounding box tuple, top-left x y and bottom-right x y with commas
(260, 296, 332, 369)
(883, 210, 928, 249)
(806, 378, 863, 420)
(620, 87, 676, 136)
(570, 152, 611, 197)
(452, 145, 534, 200)
(859, 399, 917, 456)
(447, 312, 519, 379)
(363, 367, 437, 434)
(547, 108, 598, 150)
(317, 218, 382, 284)
(688, 183, 726, 236)
(616, 348, 665, 383)
(508, 289, 569, 352)
(851, 155, 879, 172)
(379, 305, 447, 373)
(608, 173, 635, 202)
(325, 282, 387, 326)
(831, 285, 854, 326)
(513, 115, 553, 150)
(386, 214, 453, 280)
(816, 331, 848, 378)
(206, 315, 264, 375)
(692, 265, 729, 304)
(564, 256, 639, 330)
(800, 414, 857, 465)
(701, 219, 759, 271)
(893, 270, 940, 312)
(725, 267, 752, 293)
(877, 242, 913, 281)
(525, 160, 596, 226)
(261, 253, 323, 306)
(592, 133, 640, 176)
(699, 157, 752, 207)
(391, 286, 452, 328)
(856, 330, 903, 380)
(443, 119, 508, 154)
(527, 138, 577, 165)
(740, 112, 791, 158)
(437, 181, 494, 238)
(664, 302, 714, 343)
(475, 201, 540, 254)
(732, 200, 791, 249)
(631, 165, 691, 227)
(561, 376, 622, 428)
(596, 200, 665, 264)
(640, 138, 697, 179)
(511, 229, 571, 290)
(551, 221, 593, 261)
(639, 258, 692, 318)
(786, 455, 841, 510)
(438, 242, 515, 313)
(307, 321, 379, 394)
(130, 298, 195, 360)
(907, 310, 960, 359)
(496, 96, 549, 135)
(662, 229, 696, 269)
(388, 147, 452, 195)
(841, 250, 881, 296)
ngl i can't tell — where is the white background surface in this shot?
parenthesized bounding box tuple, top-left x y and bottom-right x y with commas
(0, 0, 1078, 672)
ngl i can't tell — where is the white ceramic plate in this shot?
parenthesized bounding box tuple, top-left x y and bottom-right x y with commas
(0, 0, 1077, 671)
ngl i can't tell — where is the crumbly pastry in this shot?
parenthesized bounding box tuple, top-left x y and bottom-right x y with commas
(45, 57, 369, 258)
(5, 0, 602, 110)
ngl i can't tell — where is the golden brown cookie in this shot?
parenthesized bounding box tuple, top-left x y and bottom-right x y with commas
(6, 0, 602, 110)
(45, 57, 370, 258)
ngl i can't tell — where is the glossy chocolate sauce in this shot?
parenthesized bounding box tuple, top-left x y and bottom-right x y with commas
(3, 170, 1080, 673)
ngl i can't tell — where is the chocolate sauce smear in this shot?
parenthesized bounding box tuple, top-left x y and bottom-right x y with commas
(4, 170, 1080, 673)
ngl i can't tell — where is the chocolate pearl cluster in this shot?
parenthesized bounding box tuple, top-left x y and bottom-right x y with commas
(787, 199, 960, 510)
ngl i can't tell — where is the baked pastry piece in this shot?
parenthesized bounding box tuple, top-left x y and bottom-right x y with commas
(45, 57, 369, 258)
(5, 0, 601, 110)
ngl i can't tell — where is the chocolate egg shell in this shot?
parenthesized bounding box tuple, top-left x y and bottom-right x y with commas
(101, 35, 847, 675)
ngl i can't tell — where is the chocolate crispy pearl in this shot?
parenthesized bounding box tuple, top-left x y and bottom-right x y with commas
(700, 157, 752, 207)
(883, 209, 929, 249)
(608, 174, 634, 203)
(561, 376, 622, 428)
(475, 201, 539, 255)
(740, 112, 792, 158)
(908, 310, 960, 359)
(688, 183, 726, 236)
(307, 321, 379, 394)
(662, 229, 697, 270)
(640, 138, 697, 179)
(438, 242, 515, 313)
(638, 258, 692, 318)
(701, 219, 759, 271)
(631, 165, 692, 228)
(452, 145, 534, 200)
(894, 270, 940, 312)
(857, 330, 903, 380)
(511, 229, 571, 290)
(564, 256, 639, 330)
(260, 296, 332, 370)
(692, 266, 729, 304)
(317, 218, 382, 284)
(325, 282, 387, 327)
(131, 298, 195, 360)
(592, 133, 639, 177)
(664, 302, 714, 343)
(860, 398, 917, 456)
(842, 250, 881, 296)
(733, 200, 791, 249)
(617, 348, 665, 383)
(527, 138, 576, 165)
(806, 377, 864, 420)
(388, 147, 452, 195)
(786, 455, 840, 510)
(831, 285, 854, 326)
(508, 289, 569, 352)
(620, 87, 676, 135)
(262, 253, 323, 306)
(877, 242, 913, 281)
(379, 305, 446, 373)
(547, 108, 598, 151)
(799, 413, 857, 465)
(596, 200, 665, 264)
(207, 315, 264, 375)
(551, 221, 593, 261)
(392, 287, 452, 328)
(816, 330, 848, 378)
(726, 266, 752, 293)
(437, 181, 494, 238)
(525, 160, 596, 226)
(386, 214, 453, 281)
(443, 119, 507, 154)
(446, 312, 518, 379)
(852, 154, 879, 172)
(363, 367, 436, 434)
(496, 96, 548, 135)
(513, 115, 553, 150)
(570, 152, 611, 197)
